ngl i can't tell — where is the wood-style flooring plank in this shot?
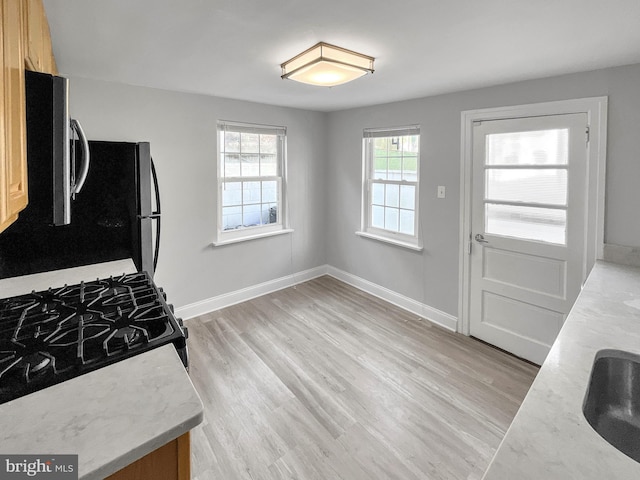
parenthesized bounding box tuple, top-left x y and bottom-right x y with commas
(187, 275, 538, 480)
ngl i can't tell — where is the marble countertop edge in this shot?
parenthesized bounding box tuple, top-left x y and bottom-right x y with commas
(0, 345, 204, 480)
(482, 260, 640, 479)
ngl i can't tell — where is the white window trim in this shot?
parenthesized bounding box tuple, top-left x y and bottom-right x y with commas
(358, 125, 422, 250)
(212, 228, 294, 247)
(214, 120, 290, 245)
(355, 230, 423, 251)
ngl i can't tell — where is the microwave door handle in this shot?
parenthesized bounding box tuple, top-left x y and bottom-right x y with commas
(70, 119, 90, 195)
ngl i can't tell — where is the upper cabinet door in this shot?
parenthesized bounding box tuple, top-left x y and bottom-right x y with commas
(0, 0, 29, 233)
(25, 0, 57, 74)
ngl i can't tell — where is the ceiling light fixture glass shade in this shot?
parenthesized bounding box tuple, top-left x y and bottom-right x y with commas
(281, 42, 374, 87)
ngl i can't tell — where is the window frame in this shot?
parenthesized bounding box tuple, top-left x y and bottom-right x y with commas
(358, 125, 422, 250)
(214, 120, 290, 245)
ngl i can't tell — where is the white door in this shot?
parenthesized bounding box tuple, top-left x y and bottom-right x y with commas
(469, 113, 588, 365)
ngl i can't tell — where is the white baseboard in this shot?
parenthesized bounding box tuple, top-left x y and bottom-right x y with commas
(325, 266, 458, 332)
(176, 265, 328, 320)
(178, 264, 458, 333)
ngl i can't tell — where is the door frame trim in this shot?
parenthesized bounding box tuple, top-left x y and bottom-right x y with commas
(458, 97, 608, 335)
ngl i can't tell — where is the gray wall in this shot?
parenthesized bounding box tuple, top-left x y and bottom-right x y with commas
(68, 77, 328, 308)
(69, 63, 640, 318)
(326, 63, 640, 318)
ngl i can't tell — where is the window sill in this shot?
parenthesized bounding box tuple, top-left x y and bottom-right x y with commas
(355, 231, 423, 251)
(212, 228, 294, 247)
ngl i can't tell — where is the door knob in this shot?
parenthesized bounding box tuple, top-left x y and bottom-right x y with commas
(475, 233, 489, 243)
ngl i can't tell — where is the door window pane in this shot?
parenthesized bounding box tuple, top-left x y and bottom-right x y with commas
(486, 203, 566, 244)
(486, 129, 568, 166)
(486, 169, 567, 205)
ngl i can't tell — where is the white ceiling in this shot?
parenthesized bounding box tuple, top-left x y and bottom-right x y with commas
(43, 0, 640, 112)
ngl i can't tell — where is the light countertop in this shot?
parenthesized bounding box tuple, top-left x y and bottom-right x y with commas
(0, 344, 203, 479)
(0, 259, 137, 299)
(0, 259, 203, 478)
(482, 261, 640, 479)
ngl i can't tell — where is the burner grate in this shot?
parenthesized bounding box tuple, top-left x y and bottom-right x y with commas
(0, 271, 186, 404)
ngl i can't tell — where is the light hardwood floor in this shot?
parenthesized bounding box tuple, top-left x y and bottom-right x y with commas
(187, 276, 538, 480)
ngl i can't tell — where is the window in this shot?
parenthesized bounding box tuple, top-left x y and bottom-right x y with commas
(358, 126, 421, 250)
(215, 121, 289, 245)
(484, 128, 569, 244)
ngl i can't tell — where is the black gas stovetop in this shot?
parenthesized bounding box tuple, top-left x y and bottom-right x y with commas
(0, 271, 187, 405)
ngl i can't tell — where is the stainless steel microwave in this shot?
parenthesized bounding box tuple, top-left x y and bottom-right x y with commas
(25, 70, 90, 225)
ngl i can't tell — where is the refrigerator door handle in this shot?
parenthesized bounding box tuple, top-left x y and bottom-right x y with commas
(70, 118, 91, 195)
(150, 157, 161, 272)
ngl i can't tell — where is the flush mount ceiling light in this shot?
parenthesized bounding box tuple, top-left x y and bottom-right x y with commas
(280, 42, 374, 87)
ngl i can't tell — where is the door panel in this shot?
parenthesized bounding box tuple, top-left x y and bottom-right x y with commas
(483, 248, 566, 297)
(482, 292, 564, 345)
(469, 113, 588, 364)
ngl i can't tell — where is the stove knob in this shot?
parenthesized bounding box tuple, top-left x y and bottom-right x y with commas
(168, 304, 174, 313)
(182, 325, 189, 339)
(176, 317, 184, 326)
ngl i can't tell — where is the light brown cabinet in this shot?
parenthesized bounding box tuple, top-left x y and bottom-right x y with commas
(106, 432, 192, 480)
(1, 0, 57, 234)
(24, 0, 57, 74)
(1, 0, 29, 234)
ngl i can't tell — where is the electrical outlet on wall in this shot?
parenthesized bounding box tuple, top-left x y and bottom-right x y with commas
(437, 186, 446, 198)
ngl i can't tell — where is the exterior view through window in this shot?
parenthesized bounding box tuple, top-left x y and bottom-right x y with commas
(360, 126, 421, 248)
(484, 128, 569, 244)
(216, 121, 287, 243)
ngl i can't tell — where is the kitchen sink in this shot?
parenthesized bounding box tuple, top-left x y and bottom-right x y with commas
(583, 349, 640, 463)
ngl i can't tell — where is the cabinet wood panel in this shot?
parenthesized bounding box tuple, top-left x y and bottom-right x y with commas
(24, 0, 57, 74)
(40, 7, 57, 74)
(1, 0, 28, 233)
(106, 432, 191, 480)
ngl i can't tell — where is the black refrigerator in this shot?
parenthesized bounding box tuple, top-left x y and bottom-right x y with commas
(0, 140, 161, 279)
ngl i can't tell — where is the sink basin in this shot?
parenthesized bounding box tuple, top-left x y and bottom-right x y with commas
(583, 349, 640, 463)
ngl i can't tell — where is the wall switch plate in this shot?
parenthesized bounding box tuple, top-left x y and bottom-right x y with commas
(437, 186, 446, 198)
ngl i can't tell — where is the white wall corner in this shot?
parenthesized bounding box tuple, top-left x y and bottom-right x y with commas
(325, 266, 458, 332)
(178, 263, 458, 332)
(602, 243, 640, 268)
(177, 265, 329, 320)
